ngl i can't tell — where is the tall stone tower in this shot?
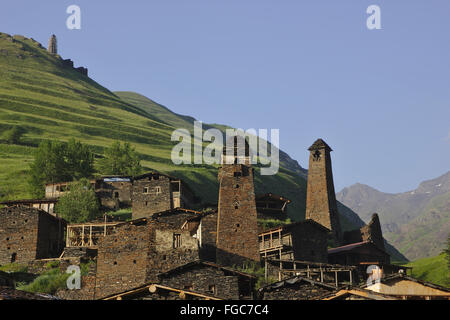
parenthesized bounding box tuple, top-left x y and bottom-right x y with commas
(216, 136, 260, 266)
(48, 34, 57, 55)
(305, 139, 342, 244)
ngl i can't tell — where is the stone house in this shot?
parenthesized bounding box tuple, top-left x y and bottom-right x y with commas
(95, 176, 132, 210)
(156, 260, 256, 300)
(131, 172, 196, 220)
(259, 220, 329, 263)
(94, 210, 201, 298)
(45, 180, 97, 199)
(0, 199, 58, 216)
(327, 241, 390, 266)
(45, 177, 132, 211)
(0, 206, 66, 265)
(256, 193, 291, 221)
(102, 260, 256, 300)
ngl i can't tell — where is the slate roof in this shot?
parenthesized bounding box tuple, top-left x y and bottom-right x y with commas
(0, 286, 59, 300)
(257, 275, 338, 297)
(308, 138, 332, 151)
(157, 260, 257, 280)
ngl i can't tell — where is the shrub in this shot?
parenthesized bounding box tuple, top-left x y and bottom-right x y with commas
(55, 179, 100, 223)
(17, 267, 70, 295)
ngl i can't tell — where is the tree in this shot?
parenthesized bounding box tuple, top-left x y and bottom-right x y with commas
(2, 126, 24, 144)
(55, 179, 100, 223)
(28, 139, 95, 198)
(99, 141, 142, 176)
(28, 140, 69, 198)
(65, 138, 95, 180)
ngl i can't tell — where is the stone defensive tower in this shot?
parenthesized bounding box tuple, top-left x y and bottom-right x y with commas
(216, 136, 260, 266)
(305, 139, 342, 244)
(48, 34, 57, 55)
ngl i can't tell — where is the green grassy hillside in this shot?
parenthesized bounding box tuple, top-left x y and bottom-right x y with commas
(0, 33, 309, 217)
(404, 253, 450, 288)
(0, 32, 406, 262)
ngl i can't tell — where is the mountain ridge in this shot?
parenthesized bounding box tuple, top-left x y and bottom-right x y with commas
(337, 171, 450, 260)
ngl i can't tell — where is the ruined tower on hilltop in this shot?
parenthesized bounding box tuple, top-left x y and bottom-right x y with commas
(216, 136, 260, 266)
(305, 138, 342, 245)
(48, 34, 57, 55)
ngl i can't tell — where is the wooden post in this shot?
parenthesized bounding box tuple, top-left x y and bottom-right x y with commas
(335, 271, 338, 288)
(66, 226, 70, 247)
(270, 232, 273, 249)
(320, 266, 323, 283)
(265, 258, 268, 281)
(349, 270, 352, 285)
(81, 225, 85, 247)
(89, 225, 93, 247)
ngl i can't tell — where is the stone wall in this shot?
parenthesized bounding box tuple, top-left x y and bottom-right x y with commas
(56, 260, 97, 301)
(159, 264, 240, 300)
(0, 207, 65, 265)
(0, 207, 39, 265)
(343, 213, 385, 251)
(96, 180, 132, 210)
(36, 211, 65, 259)
(289, 221, 328, 262)
(95, 221, 150, 298)
(0, 271, 14, 287)
(199, 212, 217, 262)
(94, 219, 200, 298)
(132, 175, 172, 219)
(259, 280, 334, 300)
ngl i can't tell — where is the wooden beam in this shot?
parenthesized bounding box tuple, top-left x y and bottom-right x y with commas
(104, 284, 222, 300)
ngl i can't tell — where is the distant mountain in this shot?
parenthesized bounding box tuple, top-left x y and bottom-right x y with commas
(337, 172, 450, 261)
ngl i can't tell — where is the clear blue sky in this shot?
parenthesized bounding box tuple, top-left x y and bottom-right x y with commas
(1, 1, 449, 193)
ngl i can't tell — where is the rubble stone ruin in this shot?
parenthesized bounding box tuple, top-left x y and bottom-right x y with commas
(48, 34, 57, 55)
(305, 139, 342, 244)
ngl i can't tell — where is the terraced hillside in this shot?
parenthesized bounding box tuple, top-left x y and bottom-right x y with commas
(0, 33, 308, 215)
(0, 33, 406, 261)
